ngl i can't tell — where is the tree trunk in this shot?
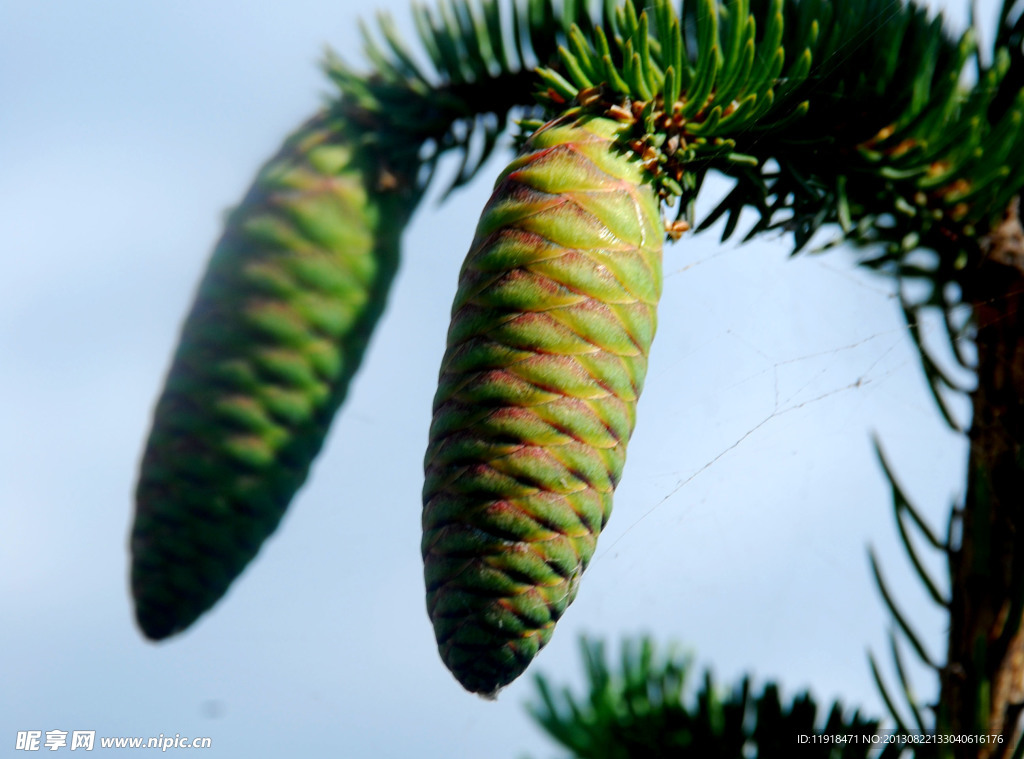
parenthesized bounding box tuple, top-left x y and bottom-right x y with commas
(940, 199, 1024, 758)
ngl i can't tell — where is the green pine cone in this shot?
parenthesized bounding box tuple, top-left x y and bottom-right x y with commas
(422, 113, 664, 695)
(132, 111, 420, 640)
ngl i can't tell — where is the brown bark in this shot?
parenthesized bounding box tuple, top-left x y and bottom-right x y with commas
(940, 199, 1024, 758)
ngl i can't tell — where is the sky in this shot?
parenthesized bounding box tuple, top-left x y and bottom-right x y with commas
(0, 0, 1000, 756)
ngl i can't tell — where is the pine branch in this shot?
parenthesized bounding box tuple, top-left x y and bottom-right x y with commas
(325, 0, 609, 191)
(529, 635, 882, 757)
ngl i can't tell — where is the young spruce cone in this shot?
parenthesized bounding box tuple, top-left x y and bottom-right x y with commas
(132, 112, 419, 639)
(422, 113, 663, 695)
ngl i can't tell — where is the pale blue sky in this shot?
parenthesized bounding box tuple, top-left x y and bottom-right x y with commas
(0, 0, 995, 756)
